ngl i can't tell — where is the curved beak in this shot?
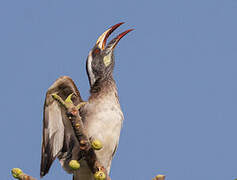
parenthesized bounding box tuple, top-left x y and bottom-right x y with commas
(96, 22, 134, 50)
(106, 29, 134, 51)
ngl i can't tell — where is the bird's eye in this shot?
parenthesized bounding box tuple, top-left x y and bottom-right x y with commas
(92, 48, 101, 57)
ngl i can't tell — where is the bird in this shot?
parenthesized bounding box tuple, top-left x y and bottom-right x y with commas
(40, 23, 133, 180)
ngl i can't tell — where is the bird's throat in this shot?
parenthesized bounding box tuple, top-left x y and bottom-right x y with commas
(90, 76, 116, 95)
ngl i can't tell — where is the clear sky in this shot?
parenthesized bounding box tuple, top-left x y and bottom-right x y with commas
(0, 0, 237, 180)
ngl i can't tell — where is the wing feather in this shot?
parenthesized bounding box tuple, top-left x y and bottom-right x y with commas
(40, 76, 83, 177)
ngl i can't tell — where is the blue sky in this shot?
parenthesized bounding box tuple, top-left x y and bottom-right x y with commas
(0, 0, 237, 180)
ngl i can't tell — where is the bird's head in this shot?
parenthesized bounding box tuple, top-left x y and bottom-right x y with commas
(86, 22, 133, 86)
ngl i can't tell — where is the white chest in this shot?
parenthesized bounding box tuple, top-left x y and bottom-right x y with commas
(83, 95, 124, 170)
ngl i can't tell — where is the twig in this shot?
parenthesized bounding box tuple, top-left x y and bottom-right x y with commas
(11, 168, 165, 180)
(52, 93, 109, 180)
(11, 168, 37, 180)
(11, 93, 166, 180)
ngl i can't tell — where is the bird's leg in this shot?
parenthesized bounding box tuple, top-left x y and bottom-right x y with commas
(51, 93, 109, 180)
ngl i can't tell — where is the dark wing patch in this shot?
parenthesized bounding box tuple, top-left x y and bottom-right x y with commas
(40, 76, 83, 177)
(40, 132, 57, 177)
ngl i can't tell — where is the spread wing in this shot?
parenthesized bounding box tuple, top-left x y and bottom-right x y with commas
(40, 76, 83, 177)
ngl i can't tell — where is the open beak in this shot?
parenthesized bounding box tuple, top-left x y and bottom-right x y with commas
(96, 22, 134, 50)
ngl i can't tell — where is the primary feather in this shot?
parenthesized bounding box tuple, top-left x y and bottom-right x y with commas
(41, 76, 82, 177)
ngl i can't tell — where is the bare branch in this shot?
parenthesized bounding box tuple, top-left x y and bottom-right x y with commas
(52, 93, 109, 180)
(11, 168, 37, 180)
(11, 94, 166, 180)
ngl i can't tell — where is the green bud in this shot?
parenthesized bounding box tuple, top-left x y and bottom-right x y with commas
(155, 174, 165, 180)
(11, 168, 23, 179)
(94, 171, 106, 180)
(65, 93, 73, 104)
(92, 139, 103, 150)
(69, 160, 80, 170)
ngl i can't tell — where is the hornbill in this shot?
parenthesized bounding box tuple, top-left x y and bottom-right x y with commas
(40, 23, 133, 180)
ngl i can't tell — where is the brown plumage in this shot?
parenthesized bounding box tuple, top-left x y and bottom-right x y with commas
(41, 76, 83, 177)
